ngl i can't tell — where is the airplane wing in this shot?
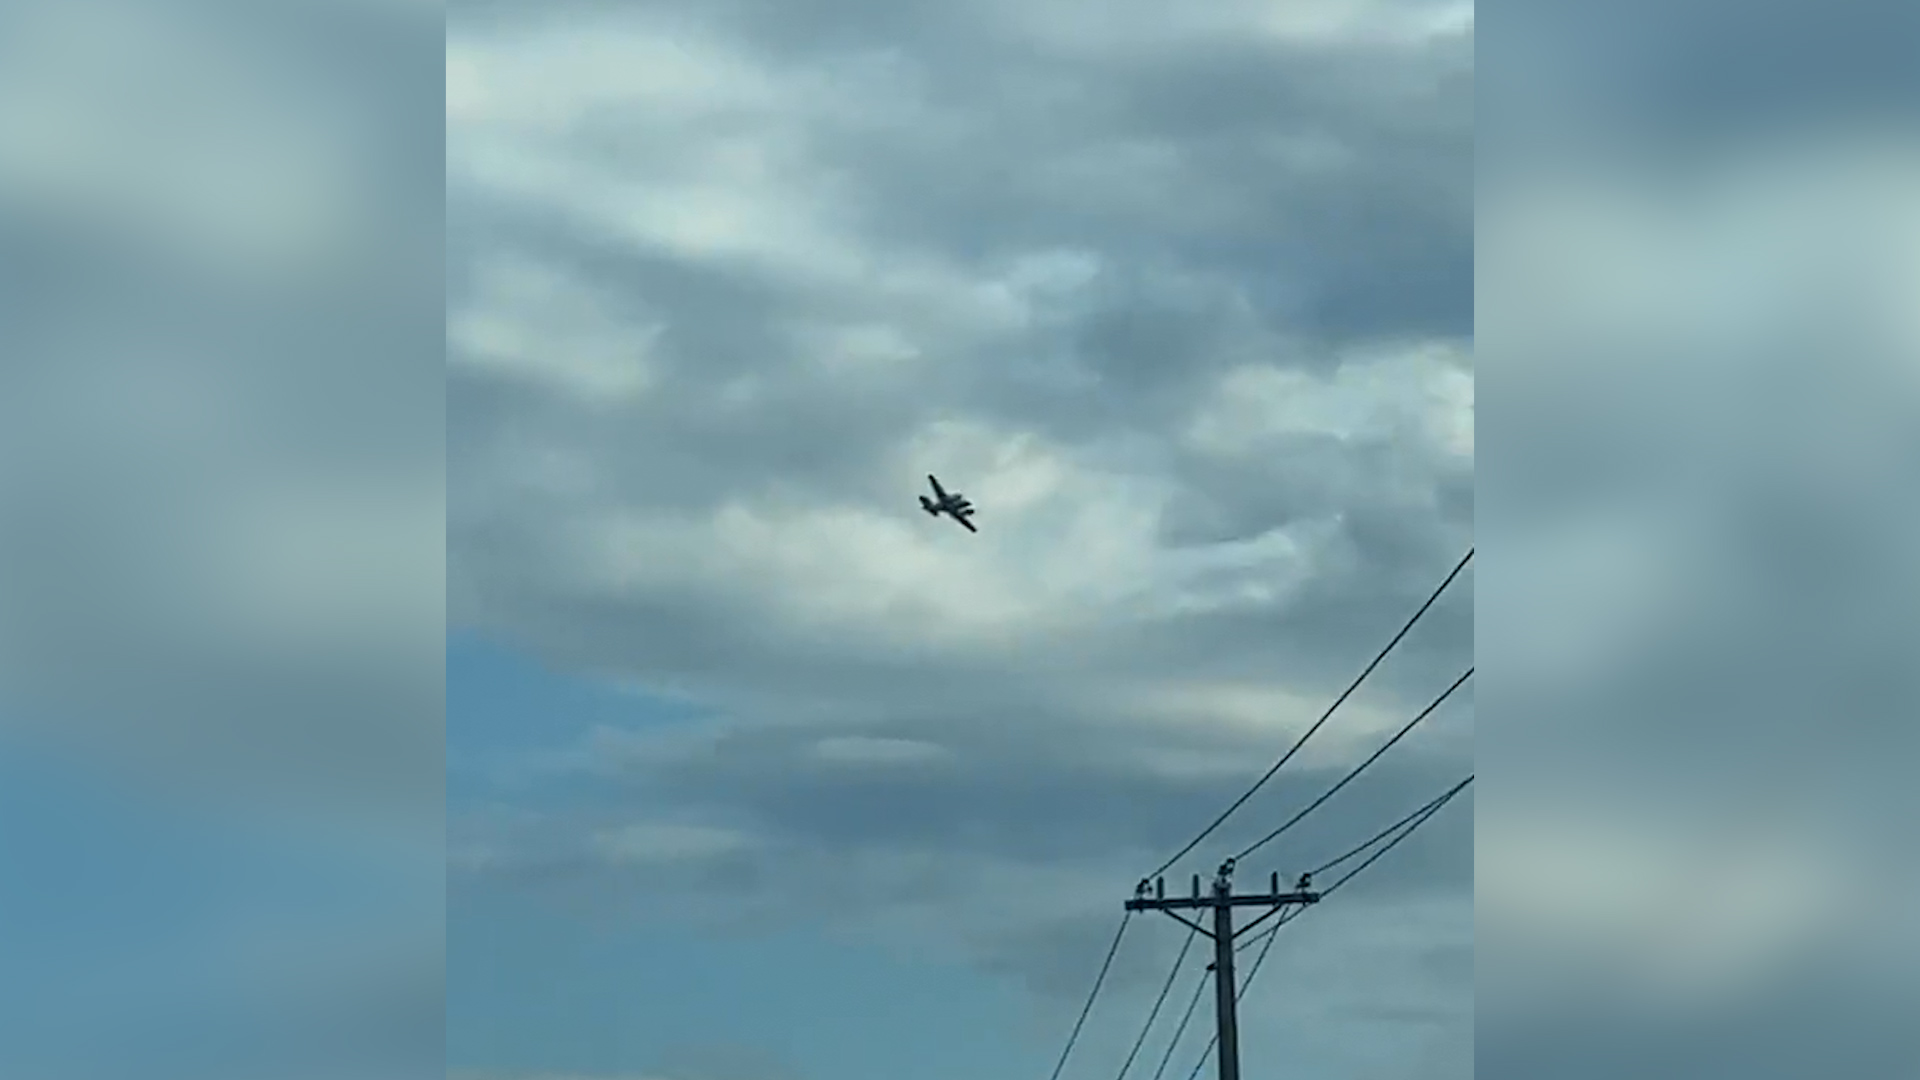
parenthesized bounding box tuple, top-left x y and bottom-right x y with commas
(927, 474, 947, 500)
(955, 514, 977, 533)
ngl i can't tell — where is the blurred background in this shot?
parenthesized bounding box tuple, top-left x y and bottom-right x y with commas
(1478, 0, 1920, 1075)
(0, 1, 443, 1077)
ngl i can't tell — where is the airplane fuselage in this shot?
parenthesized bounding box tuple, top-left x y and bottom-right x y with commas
(921, 475, 977, 531)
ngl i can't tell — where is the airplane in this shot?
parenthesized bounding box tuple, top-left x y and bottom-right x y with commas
(919, 474, 977, 532)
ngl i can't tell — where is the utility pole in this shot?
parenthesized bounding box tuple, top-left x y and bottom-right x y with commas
(1127, 860, 1319, 1080)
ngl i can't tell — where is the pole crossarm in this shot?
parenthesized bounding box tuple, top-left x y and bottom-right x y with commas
(1125, 891, 1320, 913)
(1123, 893, 1318, 941)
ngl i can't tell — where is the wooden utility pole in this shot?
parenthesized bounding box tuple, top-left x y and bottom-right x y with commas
(1126, 860, 1319, 1080)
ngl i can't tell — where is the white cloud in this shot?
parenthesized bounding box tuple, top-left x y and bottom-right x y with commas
(451, 254, 663, 405)
(1123, 679, 1414, 757)
(811, 736, 953, 766)
(990, 0, 1470, 53)
(592, 822, 755, 865)
(537, 416, 1200, 653)
(447, 20, 951, 300)
(447, 18, 792, 129)
(1186, 342, 1474, 459)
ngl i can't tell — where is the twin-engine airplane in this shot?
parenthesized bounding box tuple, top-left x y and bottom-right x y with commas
(918, 474, 977, 533)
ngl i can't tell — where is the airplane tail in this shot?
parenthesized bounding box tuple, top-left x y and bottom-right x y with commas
(919, 496, 937, 514)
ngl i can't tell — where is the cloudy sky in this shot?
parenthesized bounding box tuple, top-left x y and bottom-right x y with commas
(446, 0, 1474, 1077)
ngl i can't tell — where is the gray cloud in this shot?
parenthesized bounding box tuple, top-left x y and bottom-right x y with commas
(1486, 0, 1920, 154)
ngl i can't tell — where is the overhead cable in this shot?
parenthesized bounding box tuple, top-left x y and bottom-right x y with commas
(1115, 923, 1200, 1080)
(1146, 547, 1473, 879)
(1311, 774, 1475, 879)
(1188, 775, 1470, 1077)
(1047, 911, 1134, 1080)
(1232, 667, 1472, 862)
(1149, 969, 1210, 1080)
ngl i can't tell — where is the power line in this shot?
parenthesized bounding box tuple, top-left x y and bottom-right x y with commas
(1235, 774, 1473, 963)
(1071, 548, 1472, 1079)
(1231, 775, 1471, 958)
(1048, 911, 1134, 1080)
(1146, 547, 1473, 880)
(1313, 773, 1472, 900)
(1115, 923, 1200, 1080)
(1232, 667, 1472, 862)
(1187, 777, 1471, 1077)
(1311, 774, 1475, 880)
(1149, 968, 1210, 1080)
